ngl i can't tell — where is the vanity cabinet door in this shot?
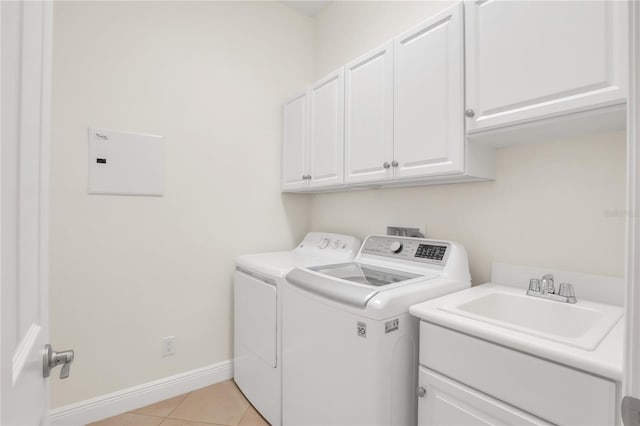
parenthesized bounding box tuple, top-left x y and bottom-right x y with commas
(281, 91, 309, 191)
(393, 3, 465, 180)
(420, 321, 617, 425)
(344, 42, 394, 184)
(308, 69, 344, 189)
(418, 367, 550, 426)
(465, 0, 627, 133)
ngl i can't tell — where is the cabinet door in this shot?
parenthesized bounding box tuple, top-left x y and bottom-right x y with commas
(309, 70, 344, 188)
(394, 3, 464, 180)
(344, 42, 394, 184)
(418, 367, 551, 426)
(465, 0, 628, 132)
(282, 92, 309, 191)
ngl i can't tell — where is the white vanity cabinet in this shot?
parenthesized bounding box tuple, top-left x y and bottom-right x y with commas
(464, 0, 628, 134)
(282, 70, 345, 191)
(417, 321, 618, 426)
(418, 368, 550, 426)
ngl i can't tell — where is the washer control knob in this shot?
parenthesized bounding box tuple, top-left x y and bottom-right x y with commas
(390, 241, 403, 253)
(319, 238, 330, 249)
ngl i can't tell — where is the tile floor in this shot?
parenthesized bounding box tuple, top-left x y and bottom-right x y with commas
(89, 380, 269, 426)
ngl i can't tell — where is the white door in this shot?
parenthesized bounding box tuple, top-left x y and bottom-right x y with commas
(393, 3, 464, 180)
(344, 42, 394, 184)
(623, 1, 640, 424)
(1, 1, 67, 424)
(281, 91, 309, 191)
(465, 0, 628, 133)
(308, 70, 344, 188)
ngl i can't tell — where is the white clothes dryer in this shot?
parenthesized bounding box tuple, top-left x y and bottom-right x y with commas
(282, 235, 470, 426)
(233, 232, 361, 425)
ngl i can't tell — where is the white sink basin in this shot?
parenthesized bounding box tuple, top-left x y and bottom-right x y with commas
(440, 291, 623, 351)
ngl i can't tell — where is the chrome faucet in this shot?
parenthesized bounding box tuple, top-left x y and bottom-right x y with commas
(540, 273, 555, 295)
(527, 274, 577, 304)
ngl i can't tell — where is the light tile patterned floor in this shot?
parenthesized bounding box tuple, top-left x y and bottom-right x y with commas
(88, 380, 269, 426)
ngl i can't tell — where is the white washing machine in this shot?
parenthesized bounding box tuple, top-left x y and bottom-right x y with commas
(282, 235, 471, 426)
(233, 232, 361, 425)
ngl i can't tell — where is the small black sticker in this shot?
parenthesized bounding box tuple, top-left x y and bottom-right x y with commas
(96, 158, 107, 164)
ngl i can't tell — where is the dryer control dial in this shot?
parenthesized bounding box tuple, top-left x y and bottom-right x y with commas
(318, 238, 330, 249)
(390, 241, 403, 253)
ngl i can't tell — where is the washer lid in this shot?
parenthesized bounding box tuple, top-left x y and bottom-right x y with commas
(286, 264, 438, 309)
(309, 262, 421, 287)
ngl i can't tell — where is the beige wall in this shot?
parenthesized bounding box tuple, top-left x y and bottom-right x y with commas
(313, 1, 454, 79)
(309, 1, 627, 284)
(310, 132, 626, 284)
(49, 0, 627, 410)
(49, 1, 313, 408)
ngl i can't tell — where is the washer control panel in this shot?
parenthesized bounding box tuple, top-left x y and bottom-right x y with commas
(361, 236, 450, 266)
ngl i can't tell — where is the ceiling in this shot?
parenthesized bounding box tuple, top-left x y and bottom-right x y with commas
(282, 1, 331, 17)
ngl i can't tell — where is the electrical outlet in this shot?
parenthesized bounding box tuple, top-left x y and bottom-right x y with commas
(162, 336, 176, 357)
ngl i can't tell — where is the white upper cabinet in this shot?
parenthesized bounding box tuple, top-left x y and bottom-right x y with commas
(344, 42, 394, 184)
(283, 0, 627, 191)
(309, 70, 345, 188)
(465, 0, 628, 133)
(281, 91, 309, 191)
(394, 3, 465, 179)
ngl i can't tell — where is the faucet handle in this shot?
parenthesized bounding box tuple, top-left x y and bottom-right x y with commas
(558, 283, 577, 303)
(528, 278, 540, 292)
(541, 274, 555, 294)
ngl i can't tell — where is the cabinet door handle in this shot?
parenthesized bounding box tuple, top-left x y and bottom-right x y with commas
(383, 162, 391, 169)
(391, 160, 398, 168)
(465, 108, 475, 118)
(417, 386, 426, 398)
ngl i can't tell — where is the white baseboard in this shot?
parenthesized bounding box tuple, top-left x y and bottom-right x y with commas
(49, 360, 233, 426)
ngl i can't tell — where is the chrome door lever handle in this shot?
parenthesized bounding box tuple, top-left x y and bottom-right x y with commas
(43, 344, 74, 379)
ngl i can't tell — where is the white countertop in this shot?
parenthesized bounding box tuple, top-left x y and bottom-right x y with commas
(409, 283, 624, 381)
